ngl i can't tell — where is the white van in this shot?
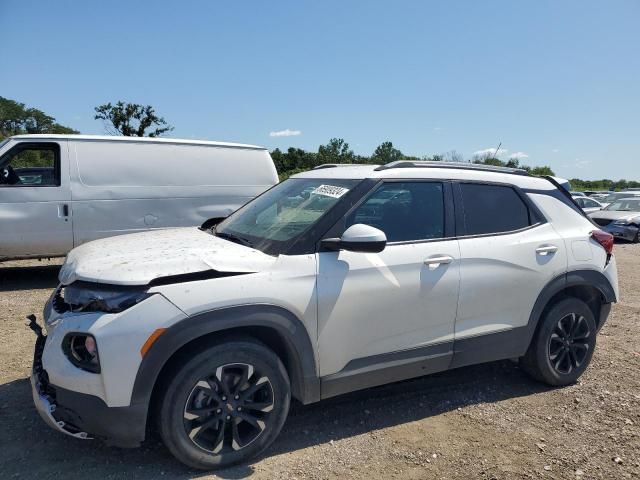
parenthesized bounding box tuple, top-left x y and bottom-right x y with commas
(0, 134, 278, 261)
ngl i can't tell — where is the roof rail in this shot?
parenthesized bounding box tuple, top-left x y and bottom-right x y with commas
(374, 160, 530, 176)
(312, 163, 371, 170)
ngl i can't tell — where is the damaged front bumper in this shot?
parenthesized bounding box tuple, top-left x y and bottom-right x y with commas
(27, 314, 147, 447)
(28, 315, 92, 440)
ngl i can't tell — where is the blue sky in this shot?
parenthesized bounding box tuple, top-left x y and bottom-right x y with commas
(1, 0, 638, 179)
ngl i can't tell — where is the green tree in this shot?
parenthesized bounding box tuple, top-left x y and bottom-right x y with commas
(94, 101, 173, 137)
(317, 138, 355, 164)
(371, 141, 403, 164)
(529, 166, 555, 176)
(474, 157, 505, 167)
(0, 96, 78, 140)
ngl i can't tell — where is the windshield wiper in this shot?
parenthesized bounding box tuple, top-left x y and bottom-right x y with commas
(214, 229, 254, 248)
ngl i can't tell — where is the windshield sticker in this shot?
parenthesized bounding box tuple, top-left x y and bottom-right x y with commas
(311, 184, 350, 198)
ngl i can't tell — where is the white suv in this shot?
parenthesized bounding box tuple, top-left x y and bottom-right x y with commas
(29, 162, 619, 470)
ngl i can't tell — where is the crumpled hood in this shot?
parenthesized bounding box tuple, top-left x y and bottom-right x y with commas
(589, 210, 640, 222)
(59, 227, 276, 286)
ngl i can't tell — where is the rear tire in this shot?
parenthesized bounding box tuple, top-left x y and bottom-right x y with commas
(157, 338, 290, 470)
(521, 298, 597, 386)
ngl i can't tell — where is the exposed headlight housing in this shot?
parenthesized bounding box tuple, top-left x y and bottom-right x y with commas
(613, 219, 630, 225)
(62, 282, 153, 313)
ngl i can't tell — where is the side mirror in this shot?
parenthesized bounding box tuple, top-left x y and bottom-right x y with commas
(321, 224, 387, 253)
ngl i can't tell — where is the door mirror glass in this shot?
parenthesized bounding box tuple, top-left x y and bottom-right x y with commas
(322, 223, 387, 253)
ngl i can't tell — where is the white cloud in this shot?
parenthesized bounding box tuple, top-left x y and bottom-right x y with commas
(269, 129, 301, 137)
(473, 147, 508, 157)
(509, 151, 529, 160)
(552, 148, 560, 153)
(433, 126, 442, 132)
(575, 159, 591, 169)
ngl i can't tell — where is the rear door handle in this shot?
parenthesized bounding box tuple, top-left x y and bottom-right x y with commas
(536, 245, 558, 256)
(424, 255, 454, 269)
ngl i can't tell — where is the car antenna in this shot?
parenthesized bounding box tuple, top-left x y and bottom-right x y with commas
(493, 141, 502, 159)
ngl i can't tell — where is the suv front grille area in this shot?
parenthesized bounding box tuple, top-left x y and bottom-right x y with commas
(593, 218, 613, 227)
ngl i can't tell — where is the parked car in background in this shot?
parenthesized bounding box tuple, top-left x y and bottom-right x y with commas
(0, 135, 278, 261)
(570, 191, 587, 197)
(589, 197, 640, 243)
(584, 190, 609, 197)
(598, 191, 640, 209)
(572, 195, 603, 213)
(30, 161, 618, 469)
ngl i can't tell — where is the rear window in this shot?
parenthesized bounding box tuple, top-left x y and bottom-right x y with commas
(460, 183, 532, 235)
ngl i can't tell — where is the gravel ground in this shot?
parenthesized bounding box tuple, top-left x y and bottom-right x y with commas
(1, 245, 639, 480)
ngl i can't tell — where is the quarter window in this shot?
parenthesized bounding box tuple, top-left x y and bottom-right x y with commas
(459, 183, 531, 235)
(346, 182, 445, 242)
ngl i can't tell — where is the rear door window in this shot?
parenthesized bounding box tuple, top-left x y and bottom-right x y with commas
(459, 183, 532, 235)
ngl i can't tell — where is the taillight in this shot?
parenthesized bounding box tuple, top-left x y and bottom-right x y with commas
(591, 230, 614, 255)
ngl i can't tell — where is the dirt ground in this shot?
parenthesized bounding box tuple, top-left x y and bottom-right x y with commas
(1, 245, 639, 480)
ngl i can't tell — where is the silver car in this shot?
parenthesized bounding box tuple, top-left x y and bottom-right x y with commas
(589, 197, 640, 242)
(572, 195, 603, 213)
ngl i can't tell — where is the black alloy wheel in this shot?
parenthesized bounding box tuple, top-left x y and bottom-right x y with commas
(520, 297, 597, 386)
(158, 339, 290, 470)
(548, 312, 591, 375)
(183, 363, 275, 454)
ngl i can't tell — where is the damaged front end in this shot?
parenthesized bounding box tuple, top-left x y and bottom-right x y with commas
(53, 270, 248, 315)
(27, 314, 93, 440)
(55, 282, 153, 314)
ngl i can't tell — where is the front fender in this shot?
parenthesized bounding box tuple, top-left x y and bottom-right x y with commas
(130, 303, 320, 427)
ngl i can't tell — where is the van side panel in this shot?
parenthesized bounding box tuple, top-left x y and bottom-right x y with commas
(69, 140, 277, 246)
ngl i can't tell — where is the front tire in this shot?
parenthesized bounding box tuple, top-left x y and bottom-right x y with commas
(521, 298, 597, 386)
(158, 339, 291, 470)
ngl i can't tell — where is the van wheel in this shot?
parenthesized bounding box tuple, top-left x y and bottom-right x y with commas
(520, 298, 597, 386)
(158, 339, 290, 470)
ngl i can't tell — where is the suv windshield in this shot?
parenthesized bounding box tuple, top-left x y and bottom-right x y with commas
(214, 178, 359, 255)
(605, 199, 640, 212)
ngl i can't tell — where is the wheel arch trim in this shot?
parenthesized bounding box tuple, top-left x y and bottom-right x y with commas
(524, 269, 616, 350)
(130, 303, 320, 427)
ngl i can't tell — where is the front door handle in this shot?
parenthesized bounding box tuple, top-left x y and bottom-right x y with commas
(424, 255, 454, 269)
(536, 245, 558, 256)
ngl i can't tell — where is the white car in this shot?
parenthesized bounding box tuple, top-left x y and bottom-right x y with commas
(572, 195, 604, 213)
(0, 135, 278, 261)
(30, 161, 619, 469)
(598, 191, 640, 209)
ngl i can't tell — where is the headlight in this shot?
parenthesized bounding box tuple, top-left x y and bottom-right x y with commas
(613, 219, 630, 225)
(63, 282, 153, 313)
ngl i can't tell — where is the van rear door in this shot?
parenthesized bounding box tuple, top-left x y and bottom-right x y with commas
(0, 140, 73, 259)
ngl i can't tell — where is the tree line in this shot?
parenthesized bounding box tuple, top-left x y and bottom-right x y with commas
(0, 96, 636, 190)
(272, 140, 557, 180)
(0, 96, 78, 139)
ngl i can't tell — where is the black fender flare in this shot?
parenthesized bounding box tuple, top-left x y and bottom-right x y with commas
(523, 269, 616, 349)
(130, 304, 320, 429)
